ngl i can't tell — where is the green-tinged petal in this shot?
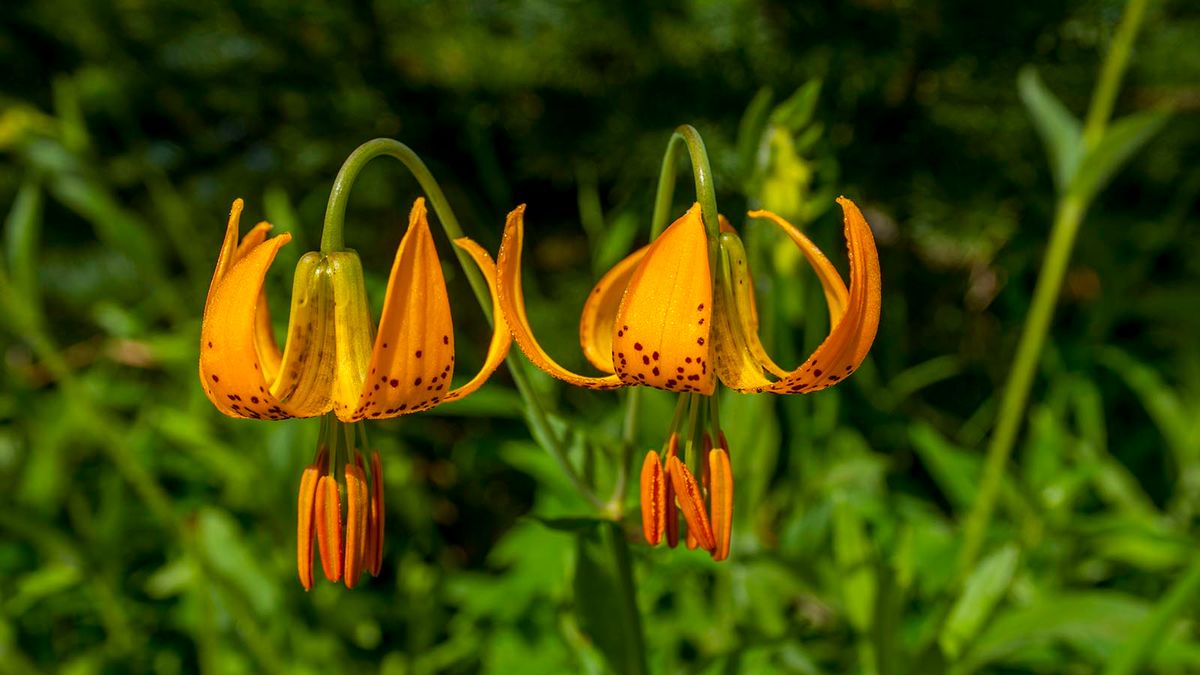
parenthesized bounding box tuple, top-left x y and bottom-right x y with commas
(270, 252, 339, 416)
(328, 253, 374, 421)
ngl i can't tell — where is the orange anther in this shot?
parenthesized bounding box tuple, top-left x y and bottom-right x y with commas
(315, 474, 343, 582)
(343, 458, 369, 588)
(367, 451, 385, 576)
(708, 447, 734, 561)
(640, 451, 666, 545)
(296, 463, 321, 590)
(666, 454, 716, 552)
(665, 434, 679, 548)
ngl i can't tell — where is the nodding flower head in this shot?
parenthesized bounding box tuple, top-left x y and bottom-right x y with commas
(200, 196, 511, 588)
(496, 197, 881, 561)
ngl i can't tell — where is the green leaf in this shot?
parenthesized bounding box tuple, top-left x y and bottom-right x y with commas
(958, 591, 1200, 673)
(1018, 67, 1082, 190)
(940, 544, 1019, 661)
(196, 508, 280, 616)
(1100, 348, 1196, 464)
(529, 515, 609, 533)
(772, 79, 823, 131)
(1068, 110, 1169, 205)
(1106, 558, 1200, 675)
(6, 564, 82, 616)
(4, 177, 42, 301)
(908, 423, 980, 510)
(735, 87, 774, 181)
(573, 525, 635, 675)
(832, 495, 876, 633)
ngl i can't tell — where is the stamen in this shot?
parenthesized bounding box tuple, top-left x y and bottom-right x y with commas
(343, 456, 369, 588)
(367, 451, 385, 576)
(664, 434, 680, 548)
(666, 455, 716, 552)
(700, 432, 713, 493)
(640, 450, 665, 545)
(315, 474, 343, 582)
(296, 461, 321, 590)
(708, 446, 734, 561)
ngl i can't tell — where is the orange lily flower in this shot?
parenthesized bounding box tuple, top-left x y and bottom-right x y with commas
(200, 197, 511, 589)
(497, 197, 880, 561)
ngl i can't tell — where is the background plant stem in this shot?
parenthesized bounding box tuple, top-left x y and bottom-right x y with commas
(958, 0, 1151, 575)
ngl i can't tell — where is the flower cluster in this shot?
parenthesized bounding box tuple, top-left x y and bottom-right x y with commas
(199, 140, 880, 588)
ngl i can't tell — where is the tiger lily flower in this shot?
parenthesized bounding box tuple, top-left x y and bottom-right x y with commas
(496, 197, 880, 561)
(200, 197, 510, 589)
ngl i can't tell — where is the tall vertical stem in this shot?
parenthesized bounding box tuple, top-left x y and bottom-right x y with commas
(958, 0, 1151, 574)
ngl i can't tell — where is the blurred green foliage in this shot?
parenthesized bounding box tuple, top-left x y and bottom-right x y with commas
(1, 0, 1199, 673)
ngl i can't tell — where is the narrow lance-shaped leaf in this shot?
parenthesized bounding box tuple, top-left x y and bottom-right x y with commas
(1068, 110, 1170, 206)
(4, 177, 42, 301)
(939, 544, 1020, 661)
(1018, 67, 1082, 191)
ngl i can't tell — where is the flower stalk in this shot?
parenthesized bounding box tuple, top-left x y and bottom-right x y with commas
(958, 0, 1152, 575)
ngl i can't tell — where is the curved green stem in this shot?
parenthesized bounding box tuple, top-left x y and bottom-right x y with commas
(958, 0, 1151, 575)
(321, 139, 605, 512)
(651, 125, 721, 243)
(321, 138, 492, 319)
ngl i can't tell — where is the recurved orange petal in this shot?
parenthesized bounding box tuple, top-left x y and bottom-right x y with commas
(612, 204, 714, 394)
(350, 198, 457, 420)
(199, 200, 295, 420)
(440, 237, 513, 403)
(747, 209, 850, 325)
(579, 245, 648, 374)
(742, 197, 881, 394)
(496, 205, 623, 390)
